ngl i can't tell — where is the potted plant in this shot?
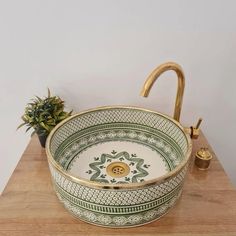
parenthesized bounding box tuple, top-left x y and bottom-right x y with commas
(18, 89, 72, 147)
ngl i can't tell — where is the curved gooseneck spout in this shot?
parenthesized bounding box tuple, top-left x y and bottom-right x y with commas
(140, 62, 185, 122)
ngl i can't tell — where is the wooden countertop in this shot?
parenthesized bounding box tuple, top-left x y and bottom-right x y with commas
(0, 132, 236, 236)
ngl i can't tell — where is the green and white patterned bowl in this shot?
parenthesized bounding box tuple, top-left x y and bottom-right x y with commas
(46, 106, 192, 228)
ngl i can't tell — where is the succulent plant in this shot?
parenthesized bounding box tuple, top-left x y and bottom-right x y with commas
(18, 89, 72, 136)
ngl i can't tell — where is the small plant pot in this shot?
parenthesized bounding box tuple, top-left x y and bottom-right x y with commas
(37, 133, 48, 148)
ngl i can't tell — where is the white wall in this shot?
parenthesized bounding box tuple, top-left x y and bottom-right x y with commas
(1, 0, 236, 193)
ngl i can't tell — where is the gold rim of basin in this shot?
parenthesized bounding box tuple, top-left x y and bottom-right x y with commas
(46, 105, 192, 190)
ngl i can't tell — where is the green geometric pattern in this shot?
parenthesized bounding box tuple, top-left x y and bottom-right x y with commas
(49, 153, 188, 227)
(50, 108, 188, 157)
(47, 107, 191, 227)
(49, 162, 187, 206)
(54, 180, 182, 215)
(55, 185, 182, 227)
(86, 151, 149, 184)
(55, 123, 183, 172)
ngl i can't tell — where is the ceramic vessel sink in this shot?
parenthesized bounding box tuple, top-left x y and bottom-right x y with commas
(46, 106, 192, 227)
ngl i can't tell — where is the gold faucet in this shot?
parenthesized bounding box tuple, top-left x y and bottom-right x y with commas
(140, 62, 202, 139)
(141, 62, 184, 122)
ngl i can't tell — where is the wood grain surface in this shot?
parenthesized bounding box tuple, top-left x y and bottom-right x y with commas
(0, 132, 236, 236)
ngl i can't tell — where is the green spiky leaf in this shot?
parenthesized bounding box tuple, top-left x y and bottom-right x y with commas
(47, 88, 51, 98)
(18, 88, 73, 136)
(17, 123, 26, 130)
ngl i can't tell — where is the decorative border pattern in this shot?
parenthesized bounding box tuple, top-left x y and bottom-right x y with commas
(54, 181, 182, 215)
(49, 163, 188, 206)
(55, 186, 182, 227)
(50, 108, 188, 157)
(55, 124, 183, 173)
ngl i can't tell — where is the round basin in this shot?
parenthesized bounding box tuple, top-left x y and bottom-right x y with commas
(46, 106, 192, 227)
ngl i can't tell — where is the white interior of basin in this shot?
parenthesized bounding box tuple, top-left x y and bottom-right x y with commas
(48, 107, 189, 184)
